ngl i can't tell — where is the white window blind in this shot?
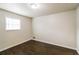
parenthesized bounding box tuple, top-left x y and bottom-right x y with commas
(6, 17, 21, 30)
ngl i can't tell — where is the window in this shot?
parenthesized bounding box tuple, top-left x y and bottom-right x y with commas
(6, 17, 21, 30)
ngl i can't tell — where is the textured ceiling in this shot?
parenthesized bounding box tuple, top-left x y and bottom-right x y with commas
(0, 3, 78, 18)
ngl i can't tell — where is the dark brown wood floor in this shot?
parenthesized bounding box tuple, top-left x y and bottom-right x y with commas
(0, 40, 78, 55)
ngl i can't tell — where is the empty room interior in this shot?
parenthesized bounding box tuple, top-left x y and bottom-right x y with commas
(0, 3, 79, 55)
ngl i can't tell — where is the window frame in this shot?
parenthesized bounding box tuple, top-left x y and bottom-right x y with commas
(5, 17, 21, 30)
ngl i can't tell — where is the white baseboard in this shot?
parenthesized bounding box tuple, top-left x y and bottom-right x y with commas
(76, 49, 79, 54)
(0, 38, 77, 53)
(0, 37, 32, 52)
(33, 39, 76, 50)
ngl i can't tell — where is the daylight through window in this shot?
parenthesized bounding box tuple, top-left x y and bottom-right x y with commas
(6, 17, 21, 30)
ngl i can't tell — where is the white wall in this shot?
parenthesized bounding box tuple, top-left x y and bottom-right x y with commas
(32, 10, 76, 49)
(77, 6, 79, 52)
(0, 9, 76, 52)
(0, 9, 32, 51)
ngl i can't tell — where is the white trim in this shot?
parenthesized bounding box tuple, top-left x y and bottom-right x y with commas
(77, 51, 79, 54)
(33, 39, 76, 50)
(76, 49, 79, 54)
(0, 37, 32, 52)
